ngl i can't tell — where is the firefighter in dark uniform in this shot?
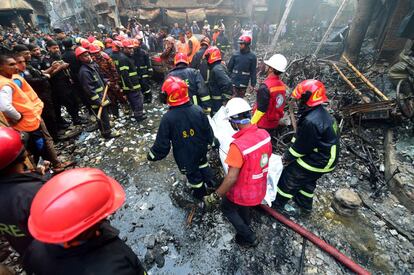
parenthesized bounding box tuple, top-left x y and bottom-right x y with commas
(133, 39, 153, 104)
(76, 47, 120, 139)
(118, 39, 146, 122)
(23, 168, 146, 275)
(204, 46, 232, 114)
(227, 35, 257, 98)
(41, 40, 85, 127)
(190, 36, 210, 84)
(274, 79, 340, 212)
(0, 127, 44, 259)
(215, 28, 231, 57)
(167, 53, 211, 113)
(147, 76, 216, 200)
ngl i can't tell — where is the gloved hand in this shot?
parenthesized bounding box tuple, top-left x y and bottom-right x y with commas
(203, 192, 220, 209)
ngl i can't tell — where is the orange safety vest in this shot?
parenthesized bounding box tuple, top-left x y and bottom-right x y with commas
(188, 36, 200, 62)
(0, 74, 43, 132)
(176, 40, 188, 56)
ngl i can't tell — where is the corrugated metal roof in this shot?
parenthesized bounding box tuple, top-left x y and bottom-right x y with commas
(0, 0, 34, 11)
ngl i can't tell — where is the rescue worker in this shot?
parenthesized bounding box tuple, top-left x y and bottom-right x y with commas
(104, 37, 113, 55)
(147, 76, 216, 200)
(190, 36, 210, 84)
(176, 32, 188, 56)
(204, 46, 232, 114)
(185, 29, 200, 63)
(42, 40, 85, 127)
(133, 39, 153, 103)
(251, 54, 288, 130)
(160, 36, 176, 71)
(88, 44, 126, 117)
(203, 98, 272, 247)
(23, 168, 146, 275)
(167, 53, 211, 113)
(228, 35, 257, 98)
(119, 39, 146, 122)
(76, 47, 120, 139)
(0, 127, 44, 258)
(274, 79, 340, 212)
(216, 28, 231, 57)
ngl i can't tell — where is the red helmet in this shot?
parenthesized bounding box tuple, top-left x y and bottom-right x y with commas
(80, 39, 90, 49)
(204, 46, 222, 64)
(75, 46, 89, 58)
(238, 35, 252, 45)
(88, 44, 101, 54)
(0, 127, 24, 170)
(87, 36, 96, 43)
(292, 79, 328, 107)
(174, 53, 189, 66)
(104, 38, 113, 47)
(161, 76, 190, 107)
(122, 39, 134, 48)
(112, 40, 123, 52)
(28, 168, 125, 244)
(132, 38, 140, 47)
(200, 36, 210, 47)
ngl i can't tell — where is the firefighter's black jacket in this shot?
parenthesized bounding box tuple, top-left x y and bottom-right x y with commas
(78, 62, 108, 108)
(284, 105, 340, 172)
(23, 221, 146, 275)
(190, 45, 209, 82)
(133, 47, 152, 78)
(227, 49, 257, 88)
(149, 102, 214, 173)
(208, 61, 232, 112)
(167, 65, 211, 109)
(0, 173, 44, 256)
(117, 53, 141, 92)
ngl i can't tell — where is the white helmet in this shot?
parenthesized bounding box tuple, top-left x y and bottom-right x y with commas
(264, 54, 288, 73)
(225, 98, 252, 122)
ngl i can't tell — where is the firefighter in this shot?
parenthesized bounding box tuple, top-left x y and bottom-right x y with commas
(251, 54, 288, 130)
(203, 46, 232, 114)
(23, 168, 146, 275)
(185, 29, 200, 62)
(215, 28, 231, 57)
(76, 47, 120, 139)
(133, 38, 153, 104)
(167, 53, 211, 113)
(203, 98, 272, 247)
(88, 44, 126, 117)
(227, 35, 257, 98)
(274, 80, 340, 213)
(147, 76, 216, 200)
(0, 127, 44, 258)
(176, 32, 188, 56)
(112, 39, 147, 122)
(104, 37, 113, 55)
(190, 36, 210, 84)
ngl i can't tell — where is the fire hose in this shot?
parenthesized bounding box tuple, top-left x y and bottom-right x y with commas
(259, 205, 371, 275)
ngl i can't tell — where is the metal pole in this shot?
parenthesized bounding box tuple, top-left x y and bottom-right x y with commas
(313, 0, 348, 57)
(271, 0, 295, 48)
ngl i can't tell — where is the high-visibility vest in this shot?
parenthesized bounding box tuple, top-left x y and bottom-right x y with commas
(253, 74, 286, 129)
(188, 36, 200, 62)
(176, 41, 188, 56)
(226, 125, 272, 206)
(0, 75, 43, 132)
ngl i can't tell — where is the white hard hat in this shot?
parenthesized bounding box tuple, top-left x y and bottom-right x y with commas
(264, 54, 288, 73)
(225, 98, 252, 120)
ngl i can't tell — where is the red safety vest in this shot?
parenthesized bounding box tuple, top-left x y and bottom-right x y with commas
(226, 125, 272, 206)
(254, 74, 286, 129)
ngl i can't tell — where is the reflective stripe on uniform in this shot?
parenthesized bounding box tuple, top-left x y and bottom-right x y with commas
(269, 86, 286, 92)
(212, 95, 222, 100)
(91, 104, 99, 109)
(190, 182, 203, 188)
(222, 94, 232, 99)
(299, 190, 314, 198)
(129, 71, 138, 77)
(200, 95, 211, 101)
(252, 167, 268, 180)
(91, 95, 99, 101)
(133, 84, 141, 90)
(288, 147, 305, 158)
(95, 86, 104, 93)
(296, 145, 337, 173)
(143, 89, 151, 94)
(242, 136, 271, 155)
(102, 99, 110, 106)
(277, 187, 293, 198)
(142, 74, 149, 78)
(199, 162, 209, 169)
(192, 95, 198, 105)
(119, 66, 129, 71)
(140, 66, 147, 69)
(148, 150, 155, 159)
(291, 137, 296, 143)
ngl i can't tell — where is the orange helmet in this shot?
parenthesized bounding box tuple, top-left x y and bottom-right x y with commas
(132, 38, 140, 47)
(204, 46, 222, 64)
(161, 76, 190, 107)
(200, 36, 210, 47)
(112, 40, 123, 52)
(88, 43, 101, 54)
(75, 46, 89, 58)
(292, 79, 328, 107)
(238, 35, 252, 45)
(0, 127, 25, 170)
(174, 53, 189, 66)
(28, 168, 125, 244)
(122, 39, 134, 48)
